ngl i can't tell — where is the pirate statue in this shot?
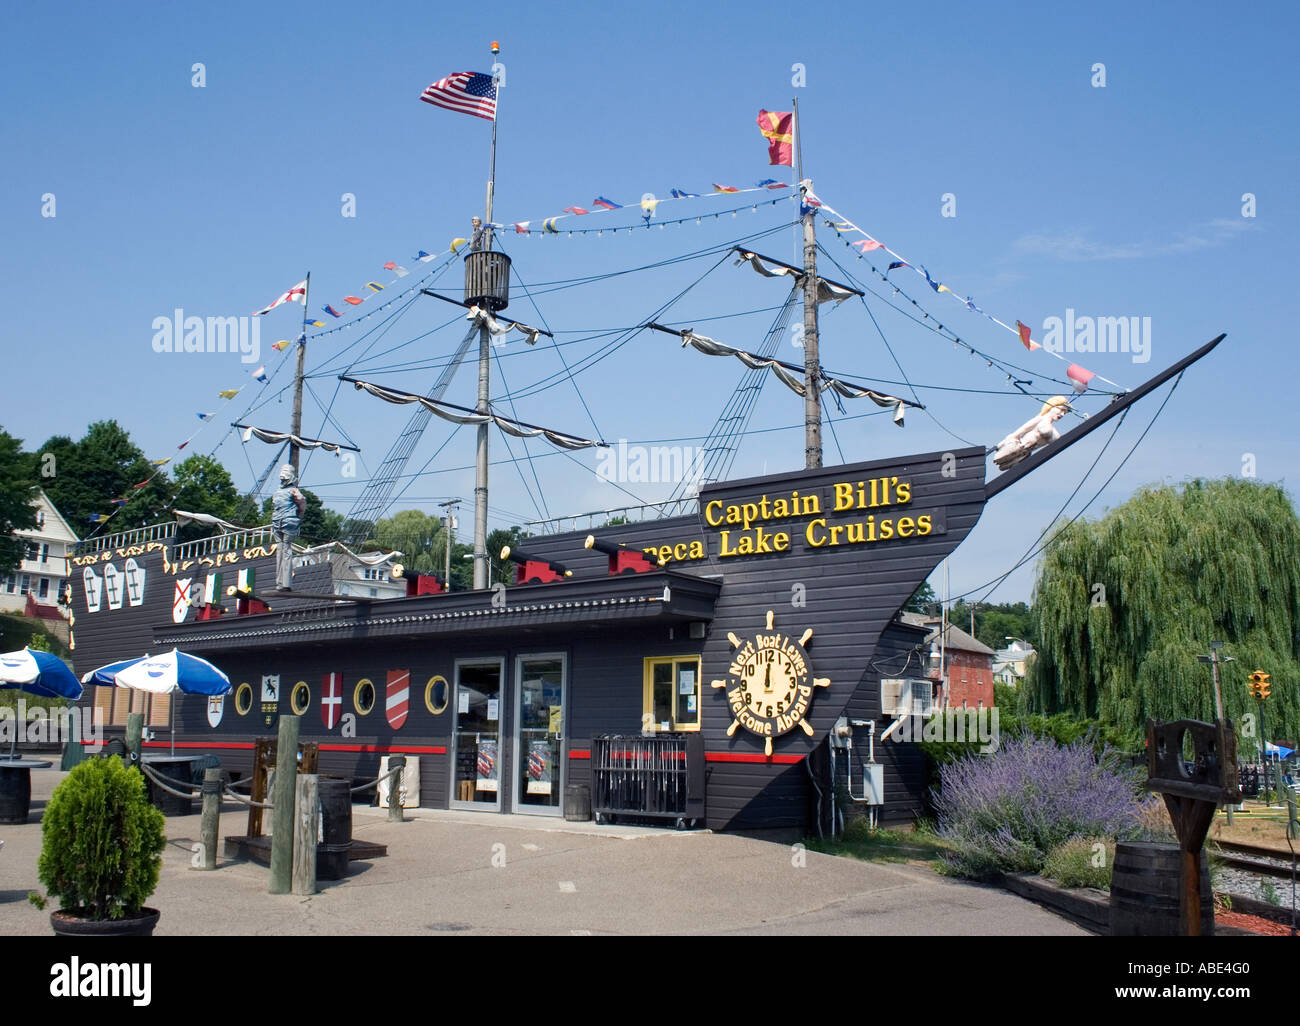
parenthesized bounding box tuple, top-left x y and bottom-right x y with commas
(271, 464, 306, 589)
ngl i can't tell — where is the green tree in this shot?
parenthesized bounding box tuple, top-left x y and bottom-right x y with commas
(0, 428, 39, 575)
(171, 455, 239, 521)
(1027, 478, 1300, 743)
(486, 526, 525, 588)
(948, 599, 1034, 651)
(232, 492, 269, 527)
(38, 422, 171, 532)
(904, 581, 937, 614)
(369, 510, 446, 574)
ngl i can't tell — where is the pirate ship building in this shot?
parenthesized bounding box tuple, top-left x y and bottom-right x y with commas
(65, 80, 1226, 834)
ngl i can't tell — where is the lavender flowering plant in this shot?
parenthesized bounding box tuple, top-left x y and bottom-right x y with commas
(933, 734, 1144, 879)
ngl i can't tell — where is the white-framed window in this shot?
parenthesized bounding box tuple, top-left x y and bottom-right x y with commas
(19, 575, 31, 596)
(38, 578, 49, 599)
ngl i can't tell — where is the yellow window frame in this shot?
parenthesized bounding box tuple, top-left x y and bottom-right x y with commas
(642, 655, 702, 732)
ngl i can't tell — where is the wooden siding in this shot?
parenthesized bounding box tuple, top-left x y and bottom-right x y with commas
(64, 446, 987, 832)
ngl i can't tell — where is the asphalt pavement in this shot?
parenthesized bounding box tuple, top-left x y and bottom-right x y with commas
(1, 767, 1086, 936)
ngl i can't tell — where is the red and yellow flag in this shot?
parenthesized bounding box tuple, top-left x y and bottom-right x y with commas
(757, 109, 794, 167)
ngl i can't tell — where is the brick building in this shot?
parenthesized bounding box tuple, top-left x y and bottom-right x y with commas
(900, 612, 996, 710)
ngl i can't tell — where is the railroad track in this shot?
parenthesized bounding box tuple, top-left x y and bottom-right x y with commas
(1210, 839, 1299, 881)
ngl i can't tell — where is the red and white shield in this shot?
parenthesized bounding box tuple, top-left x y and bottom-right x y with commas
(172, 578, 192, 623)
(386, 670, 409, 730)
(206, 696, 225, 728)
(321, 673, 342, 730)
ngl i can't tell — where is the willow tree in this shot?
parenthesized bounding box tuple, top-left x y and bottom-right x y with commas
(1027, 478, 1300, 747)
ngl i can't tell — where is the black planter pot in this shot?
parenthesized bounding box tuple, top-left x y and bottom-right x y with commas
(50, 907, 160, 937)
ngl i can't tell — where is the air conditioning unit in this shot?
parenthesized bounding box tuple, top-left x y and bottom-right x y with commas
(881, 678, 910, 717)
(379, 755, 420, 809)
(910, 679, 934, 717)
(881, 678, 934, 717)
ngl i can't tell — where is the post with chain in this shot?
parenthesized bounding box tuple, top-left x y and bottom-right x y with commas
(388, 755, 406, 823)
(197, 768, 221, 870)
(292, 772, 319, 896)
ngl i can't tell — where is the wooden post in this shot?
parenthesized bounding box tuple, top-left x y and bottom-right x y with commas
(197, 768, 221, 871)
(1183, 849, 1202, 937)
(292, 773, 318, 896)
(268, 715, 300, 895)
(388, 755, 405, 823)
(125, 712, 143, 768)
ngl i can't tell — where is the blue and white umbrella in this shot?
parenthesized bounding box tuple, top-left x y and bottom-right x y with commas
(81, 654, 149, 688)
(110, 649, 231, 697)
(0, 647, 82, 759)
(83, 648, 230, 757)
(0, 647, 83, 701)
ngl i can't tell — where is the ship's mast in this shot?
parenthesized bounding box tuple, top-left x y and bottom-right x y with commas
(289, 271, 312, 473)
(470, 44, 504, 590)
(793, 99, 821, 469)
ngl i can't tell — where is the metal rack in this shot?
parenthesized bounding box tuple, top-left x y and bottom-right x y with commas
(591, 733, 704, 828)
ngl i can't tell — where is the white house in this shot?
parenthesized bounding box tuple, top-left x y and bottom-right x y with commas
(992, 639, 1036, 688)
(0, 489, 79, 613)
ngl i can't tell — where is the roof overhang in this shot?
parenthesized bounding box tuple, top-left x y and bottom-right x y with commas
(154, 570, 721, 654)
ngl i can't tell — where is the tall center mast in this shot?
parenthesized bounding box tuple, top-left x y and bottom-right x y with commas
(794, 97, 822, 470)
(464, 42, 508, 590)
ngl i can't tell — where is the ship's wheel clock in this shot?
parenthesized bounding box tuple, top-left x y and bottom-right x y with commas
(712, 610, 831, 756)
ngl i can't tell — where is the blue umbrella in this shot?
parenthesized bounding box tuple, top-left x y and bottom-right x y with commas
(81, 654, 151, 688)
(0, 648, 83, 701)
(112, 649, 231, 697)
(86, 649, 231, 756)
(0, 647, 83, 759)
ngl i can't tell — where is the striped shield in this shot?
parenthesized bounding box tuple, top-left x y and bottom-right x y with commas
(386, 669, 409, 730)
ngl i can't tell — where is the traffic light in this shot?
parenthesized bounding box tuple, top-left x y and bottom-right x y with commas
(1248, 670, 1272, 700)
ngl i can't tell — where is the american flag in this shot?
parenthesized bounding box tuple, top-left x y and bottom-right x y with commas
(419, 71, 497, 121)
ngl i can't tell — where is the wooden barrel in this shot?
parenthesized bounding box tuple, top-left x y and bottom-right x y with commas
(1110, 841, 1214, 936)
(146, 759, 194, 816)
(564, 783, 592, 822)
(0, 767, 32, 824)
(317, 777, 353, 880)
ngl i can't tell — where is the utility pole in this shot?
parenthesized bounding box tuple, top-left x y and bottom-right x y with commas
(793, 97, 821, 470)
(1197, 641, 1233, 722)
(1197, 641, 1236, 823)
(438, 499, 460, 589)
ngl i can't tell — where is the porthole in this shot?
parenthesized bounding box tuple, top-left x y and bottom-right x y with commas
(234, 682, 253, 716)
(425, 675, 449, 715)
(354, 677, 375, 715)
(291, 681, 310, 716)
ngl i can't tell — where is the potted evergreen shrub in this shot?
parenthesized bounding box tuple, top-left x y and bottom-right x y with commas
(32, 755, 166, 936)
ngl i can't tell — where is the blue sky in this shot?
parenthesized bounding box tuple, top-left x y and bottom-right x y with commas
(1, 0, 1296, 604)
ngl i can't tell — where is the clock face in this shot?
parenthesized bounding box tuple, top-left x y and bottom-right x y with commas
(734, 638, 804, 721)
(712, 611, 831, 756)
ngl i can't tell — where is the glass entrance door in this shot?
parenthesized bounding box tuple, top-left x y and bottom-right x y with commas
(451, 659, 504, 810)
(512, 654, 565, 815)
